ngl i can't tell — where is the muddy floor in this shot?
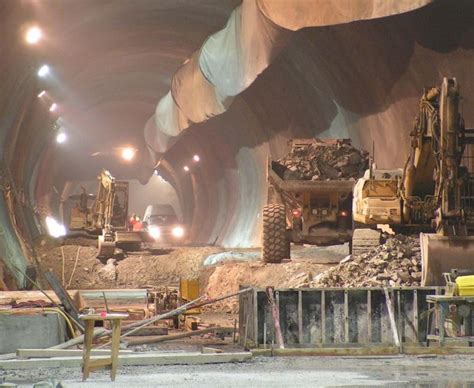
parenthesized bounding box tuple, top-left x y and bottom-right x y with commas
(3, 355, 474, 387)
(35, 239, 345, 313)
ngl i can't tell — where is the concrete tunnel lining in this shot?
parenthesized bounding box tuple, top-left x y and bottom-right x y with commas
(0, 0, 473, 288)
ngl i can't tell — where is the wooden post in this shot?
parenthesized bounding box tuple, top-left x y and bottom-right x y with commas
(82, 320, 94, 381)
(384, 288, 401, 351)
(266, 287, 284, 349)
(110, 319, 121, 381)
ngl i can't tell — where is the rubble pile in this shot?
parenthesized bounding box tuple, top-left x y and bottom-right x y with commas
(277, 139, 369, 180)
(311, 235, 422, 287)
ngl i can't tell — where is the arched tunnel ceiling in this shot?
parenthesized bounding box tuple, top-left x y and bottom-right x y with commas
(2, 0, 474, 254)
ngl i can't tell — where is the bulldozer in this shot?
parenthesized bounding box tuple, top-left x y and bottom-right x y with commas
(67, 169, 153, 258)
(352, 77, 474, 285)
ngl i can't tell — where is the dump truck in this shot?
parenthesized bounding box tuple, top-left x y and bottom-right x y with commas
(67, 169, 153, 257)
(262, 138, 367, 263)
(352, 77, 474, 285)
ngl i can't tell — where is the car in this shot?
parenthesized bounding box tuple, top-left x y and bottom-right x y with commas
(143, 204, 186, 245)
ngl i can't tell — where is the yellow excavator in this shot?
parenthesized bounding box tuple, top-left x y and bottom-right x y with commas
(352, 77, 474, 285)
(68, 169, 153, 258)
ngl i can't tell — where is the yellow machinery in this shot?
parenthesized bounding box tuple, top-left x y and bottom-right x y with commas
(352, 78, 474, 285)
(68, 169, 153, 257)
(263, 139, 354, 263)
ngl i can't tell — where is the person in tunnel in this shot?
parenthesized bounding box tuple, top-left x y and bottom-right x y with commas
(79, 186, 88, 213)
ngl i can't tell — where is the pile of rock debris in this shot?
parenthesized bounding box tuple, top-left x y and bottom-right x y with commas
(310, 235, 422, 288)
(277, 138, 369, 181)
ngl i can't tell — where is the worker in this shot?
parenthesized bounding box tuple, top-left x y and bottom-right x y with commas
(128, 214, 137, 231)
(79, 186, 88, 213)
(133, 216, 143, 232)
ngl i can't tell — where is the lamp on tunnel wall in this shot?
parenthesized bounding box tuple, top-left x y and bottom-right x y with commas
(37, 90, 46, 98)
(193, 154, 200, 163)
(120, 147, 136, 162)
(56, 132, 67, 144)
(24, 26, 43, 45)
(37, 64, 50, 78)
(49, 103, 58, 112)
(183, 165, 190, 172)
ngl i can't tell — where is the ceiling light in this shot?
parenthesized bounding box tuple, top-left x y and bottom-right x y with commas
(193, 154, 200, 162)
(121, 147, 136, 161)
(25, 26, 43, 45)
(49, 103, 57, 112)
(183, 166, 190, 172)
(37, 64, 50, 77)
(56, 132, 67, 144)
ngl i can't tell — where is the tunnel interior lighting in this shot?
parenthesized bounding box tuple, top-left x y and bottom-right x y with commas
(172, 226, 185, 238)
(45, 216, 66, 238)
(49, 103, 57, 112)
(25, 26, 43, 45)
(121, 147, 136, 161)
(37, 65, 50, 77)
(193, 154, 200, 162)
(148, 226, 161, 240)
(183, 165, 190, 172)
(56, 132, 67, 144)
(37, 90, 46, 98)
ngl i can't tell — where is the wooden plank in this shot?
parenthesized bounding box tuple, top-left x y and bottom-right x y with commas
(17, 349, 132, 358)
(298, 290, 303, 344)
(125, 326, 234, 346)
(344, 290, 349, 343)
(321, 290, 326, 344)
(253, 289, 258, 346)
(82, 320, 95, 381)
(110, 319, 121, 381)
(367, 290, 372, 343)
(384, 288, 401, 350)
(0, 352, 253, 370)
(413, 290, 419, 339)
(88, 358, 112, 369)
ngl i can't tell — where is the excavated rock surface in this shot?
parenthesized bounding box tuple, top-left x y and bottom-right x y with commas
(311, 235, 422, 288)
(277, 139, 369, 181)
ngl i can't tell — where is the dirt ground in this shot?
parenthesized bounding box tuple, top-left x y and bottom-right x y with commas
(3, 355, 474, 387)
(35, 238, 338, 313)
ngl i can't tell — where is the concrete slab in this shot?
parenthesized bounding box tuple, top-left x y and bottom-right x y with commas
(0, 313, 66, 354)
(0, 352, 252, 370)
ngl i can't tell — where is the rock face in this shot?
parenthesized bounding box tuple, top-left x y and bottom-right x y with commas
(277, 139, 369, 181)
(311, 235, 422, 288)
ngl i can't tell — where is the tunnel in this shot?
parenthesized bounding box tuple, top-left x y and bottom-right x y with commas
(1, 0, 474, 290)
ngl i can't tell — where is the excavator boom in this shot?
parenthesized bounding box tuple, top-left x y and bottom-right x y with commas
(419, 78, 474, 285)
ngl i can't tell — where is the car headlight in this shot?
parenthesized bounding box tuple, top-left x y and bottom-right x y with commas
(172, 226, 184, 238)
(148, 226, 161, 239)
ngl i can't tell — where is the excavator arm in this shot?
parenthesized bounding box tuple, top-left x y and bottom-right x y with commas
(418, 78, 474, 285)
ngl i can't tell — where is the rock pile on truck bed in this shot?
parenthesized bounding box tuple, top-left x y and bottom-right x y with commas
(310, 235, 422, 287)
(277, 138, 369, 180)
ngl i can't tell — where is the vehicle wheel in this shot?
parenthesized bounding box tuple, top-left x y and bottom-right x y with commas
(262, 204, 290, 263)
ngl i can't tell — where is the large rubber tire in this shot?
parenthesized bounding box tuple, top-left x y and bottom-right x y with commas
(262, 204, 290, 263)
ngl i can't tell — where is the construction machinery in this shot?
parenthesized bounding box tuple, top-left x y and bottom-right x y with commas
(352, 77, 474, 285)
(67, 169, 153, 257)
(262, 139, 355, 263)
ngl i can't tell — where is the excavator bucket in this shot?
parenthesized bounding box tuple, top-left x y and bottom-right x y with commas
(420, 233, 474, 286)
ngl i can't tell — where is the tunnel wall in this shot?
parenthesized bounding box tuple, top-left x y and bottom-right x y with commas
(164, 0, 474, 247)
(0, 2, 54, 288)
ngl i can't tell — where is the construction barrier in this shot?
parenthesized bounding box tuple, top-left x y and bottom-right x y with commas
(239, 287, 444, 348)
